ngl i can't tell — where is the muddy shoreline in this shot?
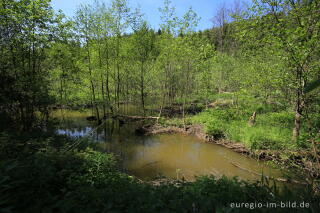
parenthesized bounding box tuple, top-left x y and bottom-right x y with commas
(144, 123, 318, 181)
(146, 124, 267, 158)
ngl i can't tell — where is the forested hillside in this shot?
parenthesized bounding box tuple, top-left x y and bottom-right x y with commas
(0, 0, 320, 212)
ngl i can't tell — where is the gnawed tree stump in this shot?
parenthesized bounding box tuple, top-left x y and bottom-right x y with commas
(248, 111, 257, 127)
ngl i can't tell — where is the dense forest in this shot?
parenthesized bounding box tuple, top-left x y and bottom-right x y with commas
(1, 0, 320, 212)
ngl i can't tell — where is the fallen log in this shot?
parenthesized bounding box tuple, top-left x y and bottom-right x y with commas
(229, 160, 307, 185)
(141, 161, 161, 168)
(117, 115, 160, 120)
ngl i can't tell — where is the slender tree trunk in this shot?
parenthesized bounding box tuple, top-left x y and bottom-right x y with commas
(87, 42, 100, 122)
(60, 75, 64, 104)
(182, 61, 191, 130)
(117, 61, 120, 110)
(115, 33, 121, 112)
(98, 43, 106, 117)
(292, 92, 304, 141)
(292, 68, 305, 142)
(105, 45, 112, 114)
(140, 62, 145, 115)
(292, 105, 303, 141)
(182, 99, 186, 130)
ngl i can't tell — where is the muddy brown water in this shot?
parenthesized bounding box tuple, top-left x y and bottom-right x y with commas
(54, 110, 291, 182)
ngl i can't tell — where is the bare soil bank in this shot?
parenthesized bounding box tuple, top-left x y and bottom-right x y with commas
(144, 124, 319, 182)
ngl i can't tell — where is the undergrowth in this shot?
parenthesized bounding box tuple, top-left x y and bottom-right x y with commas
(0, 132, 319, 212)
(162, 94, 319, 151)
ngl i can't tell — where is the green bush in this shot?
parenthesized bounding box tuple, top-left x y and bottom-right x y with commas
(205, 122, 226, 139)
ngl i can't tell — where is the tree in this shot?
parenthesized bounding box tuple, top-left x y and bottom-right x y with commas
(131, 21, 157, 114)
(0, 0, 58, 130)
(110, 0, 130, 111)
(236, 0, 320, 141)
(75, 4, 101, 122)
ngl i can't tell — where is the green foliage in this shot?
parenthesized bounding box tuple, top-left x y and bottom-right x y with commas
(1, 0, 319, 141)
(190, 104, 299, 150)
(0, 0, 59, 129)
(0, 133, 318, 213)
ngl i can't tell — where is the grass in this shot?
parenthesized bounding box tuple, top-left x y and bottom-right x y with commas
(161, 94, 317, 152)
(0, 132, 319, 213)
(190, 109, 303, 150)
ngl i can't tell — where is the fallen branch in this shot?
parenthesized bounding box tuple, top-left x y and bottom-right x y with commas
(116, 114, 160, 120)
(229, 160, 307, 185)
(141, 161, 161, 168)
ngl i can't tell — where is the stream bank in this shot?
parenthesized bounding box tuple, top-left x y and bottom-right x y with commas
(143, 123, 318, 183)
(52, 110, 295, 183)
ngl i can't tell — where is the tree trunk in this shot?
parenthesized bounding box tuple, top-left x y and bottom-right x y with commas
(292, 103, 303, 142)
(292, 66, 305, 142)
(87, 41, 100, 122)
(140, 62, 145, 115)
(248, 112, 257, 127)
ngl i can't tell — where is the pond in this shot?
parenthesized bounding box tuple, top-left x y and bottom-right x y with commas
(53, 110, 290, 182)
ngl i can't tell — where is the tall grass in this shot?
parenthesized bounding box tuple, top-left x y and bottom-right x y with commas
(190, 108, 300, 150)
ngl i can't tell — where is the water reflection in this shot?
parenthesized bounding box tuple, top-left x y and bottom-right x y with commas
(55, 113, 285, 181)
(57, 127, 92, 137)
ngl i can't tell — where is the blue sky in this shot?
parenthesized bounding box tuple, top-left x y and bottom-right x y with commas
(51, 0, 248, 31)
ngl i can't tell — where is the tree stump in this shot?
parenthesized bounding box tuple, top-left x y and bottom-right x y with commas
(248, 111, 257, 127)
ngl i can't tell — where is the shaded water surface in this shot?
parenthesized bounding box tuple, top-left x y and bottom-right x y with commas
(54, 111, 287, 181)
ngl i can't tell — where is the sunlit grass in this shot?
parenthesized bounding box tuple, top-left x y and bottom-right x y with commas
(186, 109, 298, 150)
